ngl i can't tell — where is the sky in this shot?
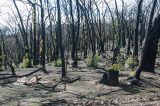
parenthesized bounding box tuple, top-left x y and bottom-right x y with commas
(0, 0, 135, 26)
(0, 0, 28, 26)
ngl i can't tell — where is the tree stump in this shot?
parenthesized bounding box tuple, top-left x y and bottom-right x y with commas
(100, 69, 119, 86)
(108, 70, 119, 86)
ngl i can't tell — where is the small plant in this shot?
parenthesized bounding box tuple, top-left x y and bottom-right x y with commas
(87, 53, 100, 67)
(77, 55, 82, 61)
(130, 70, 136, 77)
(109, 64, 124, 71)
(53, 58, 62, 67)
(0, 67, 4, 71)
(19, 53, 32, 68)
(12, 63, 17, 69)
(120, 48, 125, 53)
(125, 56, 138, 68)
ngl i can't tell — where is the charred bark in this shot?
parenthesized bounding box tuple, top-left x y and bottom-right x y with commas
(133, 0, 143, 59)
(135, 1, 159, 79)
(57, 0, 66, 78)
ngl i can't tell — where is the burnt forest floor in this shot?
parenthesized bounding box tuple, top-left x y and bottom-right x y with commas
(1, 59, 160, 106)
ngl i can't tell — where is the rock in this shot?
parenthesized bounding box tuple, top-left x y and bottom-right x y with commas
(25, 76, 37, 85)
(64, 75, 80, 83)
(17, 77, 27, 83)
(127, 76, 134, 80)
(100, 101, 104, 104)
(25, 76, 42, 85)
(127, 77, 140, 85)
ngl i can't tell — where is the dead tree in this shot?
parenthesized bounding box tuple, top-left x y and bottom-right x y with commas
(69, 0, 80, 67)
(133, 0, 143, 60)
(0, 40, 2, 70)
(57, 0, 66, 78)
(112, 0, 121, 64)
(32, 1, 38, 65)
(104, 0, 116, 51)
(135, 0, 159, 79)
(40, 0, 46, 69)
(13, 0, 29, 55)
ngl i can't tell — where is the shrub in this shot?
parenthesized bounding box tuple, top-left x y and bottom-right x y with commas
(125, 56, 138, 68)
(12, 63, 17, 69)
(130, 70, 136, 77)
(53, 58, 62, 67)
(77, 55, 82, 61)
(19, 53, 32, 68)
(0, 67, 4, 72)
(109, 64, 124, 71)
(87, 53, 100, 67)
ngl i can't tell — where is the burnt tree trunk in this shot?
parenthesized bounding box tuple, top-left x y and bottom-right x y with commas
(0, 42, 2, 70)
(13, 0, 29, 55)
(69, 0, 76, 66)
(133, 0, 143, 59)
(112, 0, 121, 64)
(40, 0, 46, 69)
(57, 0, 66, 78)
(33, 4, 38, 65)
(135, 8, 160, 79)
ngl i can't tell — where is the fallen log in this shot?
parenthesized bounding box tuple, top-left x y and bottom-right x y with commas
(61, 75, 80, 83)
(0, 68, 44, 80)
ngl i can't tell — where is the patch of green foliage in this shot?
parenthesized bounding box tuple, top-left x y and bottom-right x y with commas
(77, 55, 82, 61)
(0, 67, 4, 72)
(87, 53, 100, 67)
(19, 53, 32, 68)
(53, 58, 62, 67)
(125, 56, 138, 68)
(130, 70, 136, 77)
(109, 64, 124, 71)
(12, 63, 17, 69)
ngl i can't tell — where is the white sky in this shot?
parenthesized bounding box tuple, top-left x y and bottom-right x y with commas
(0, 0, 31, 26)
(0, 0, 135, 26)
(0, 0, 12, 25)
